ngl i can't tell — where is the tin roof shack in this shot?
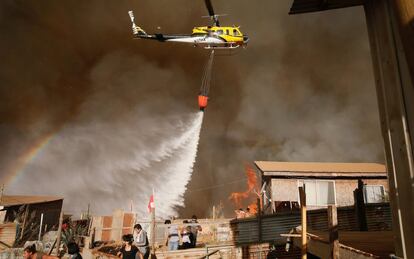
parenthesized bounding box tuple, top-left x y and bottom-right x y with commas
(255, 161, 388, 213)
(0, 195, 63, 246)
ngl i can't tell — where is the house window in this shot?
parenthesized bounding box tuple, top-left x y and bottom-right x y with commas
(300, 180, 336, 206)
(364, 185, 385, 203)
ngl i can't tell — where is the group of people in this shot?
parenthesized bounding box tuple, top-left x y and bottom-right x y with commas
(24, 217, 200, 259)
(118, 224, 150, 259)
(165, 215, 202, 251)
(23, 242, 82, 259)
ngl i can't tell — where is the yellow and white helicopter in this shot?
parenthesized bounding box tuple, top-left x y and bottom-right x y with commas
(128, 0, 249, 49)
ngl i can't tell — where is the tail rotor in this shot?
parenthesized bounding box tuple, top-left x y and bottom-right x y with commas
(128, 11, 147, 36)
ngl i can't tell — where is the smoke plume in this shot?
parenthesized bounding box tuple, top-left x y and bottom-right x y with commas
(0, 0, 383, 217)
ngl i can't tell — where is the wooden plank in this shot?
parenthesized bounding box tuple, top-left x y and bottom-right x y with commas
(391, 0, 414, 82)
(308, 231, 394, 258)
(299, 186, 307, 259)
(55, 211, 63, 256)
(328, 206, 339, 259)
(292, 233, 380, 259)
(364, 0, 414, 257)
(102, 216, 113, 241)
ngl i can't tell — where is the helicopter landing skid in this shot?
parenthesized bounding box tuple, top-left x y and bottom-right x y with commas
(204, 45, 240, 50)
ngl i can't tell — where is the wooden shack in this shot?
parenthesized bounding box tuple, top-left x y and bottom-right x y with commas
(0, 195, 63, 246)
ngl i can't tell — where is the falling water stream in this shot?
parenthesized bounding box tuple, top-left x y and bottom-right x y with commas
(8, 111, 204, 218)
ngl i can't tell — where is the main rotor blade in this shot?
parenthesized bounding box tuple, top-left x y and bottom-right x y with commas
(204, 0, 215, 17)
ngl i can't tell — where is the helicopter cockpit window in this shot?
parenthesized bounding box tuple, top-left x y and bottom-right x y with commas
(216, 30, 223, 35)
(233, 29, 240, 36)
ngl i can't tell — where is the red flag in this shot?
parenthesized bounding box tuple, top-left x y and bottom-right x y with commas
(147, 194, 155, 213)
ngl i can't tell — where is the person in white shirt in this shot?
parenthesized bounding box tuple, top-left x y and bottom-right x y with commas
(164, 220, 179, 251)
(133, 224, 149, 259)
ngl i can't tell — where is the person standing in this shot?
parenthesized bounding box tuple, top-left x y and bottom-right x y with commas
(188, 215, 202, 248)
(164, 220, 179, 251)
(67, 242, 83, 259)
(179, 226, 194, 250)
(133, 224, 149, 259)
(118, 234, 138, 259)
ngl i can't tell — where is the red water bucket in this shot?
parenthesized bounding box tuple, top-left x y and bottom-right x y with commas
(198, 95, 208, 111)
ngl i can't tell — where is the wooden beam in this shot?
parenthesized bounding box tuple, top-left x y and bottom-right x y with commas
(364, 0, 414, 257)
(19, 205, 29, 240)
(55, 211, 63, 256)
(150, 207, 156, 257)
(299, 186, 307, 259)
(391, 0, 414, 84)
(328, 206, 339, 259)
(257, 198, 262, 242)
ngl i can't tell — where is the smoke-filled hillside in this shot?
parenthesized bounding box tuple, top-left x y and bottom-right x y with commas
(0, 0, 383, 217)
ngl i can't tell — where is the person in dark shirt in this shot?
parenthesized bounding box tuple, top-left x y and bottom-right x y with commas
(189, 215, 202, 248)
(67, 242, 83, 259)
(118, 234, 139, 259)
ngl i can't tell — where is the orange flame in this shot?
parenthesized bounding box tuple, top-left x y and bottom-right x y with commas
(247, 203, 258, 214)
(229, 165, 259, 210)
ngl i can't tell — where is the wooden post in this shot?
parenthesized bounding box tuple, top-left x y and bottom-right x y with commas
(55, 211, 63, 256)
(299, 186, 307, 259)
(20, 205, 30, 239)
(38, 213, 44, 241)
(212, 206, 216, 242)
(328, 205, 339, 259)
(391, 0, 414, 82)
(150, 207, 156, 257)
(257, 198, 262, 243)
(364, 0, 414, 256)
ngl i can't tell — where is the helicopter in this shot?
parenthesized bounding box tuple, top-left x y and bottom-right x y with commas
(128, 0, 249, 50)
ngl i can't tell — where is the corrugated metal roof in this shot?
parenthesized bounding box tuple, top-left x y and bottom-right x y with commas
(255, 161, 387, 178)
(0, 195, 63, 207)
(289, 0, 365, 14)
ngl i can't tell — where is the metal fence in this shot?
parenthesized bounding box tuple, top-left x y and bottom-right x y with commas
(231, 203, 392, 245)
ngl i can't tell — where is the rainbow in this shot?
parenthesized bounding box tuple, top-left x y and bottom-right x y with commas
(2, 132, 56, 186)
